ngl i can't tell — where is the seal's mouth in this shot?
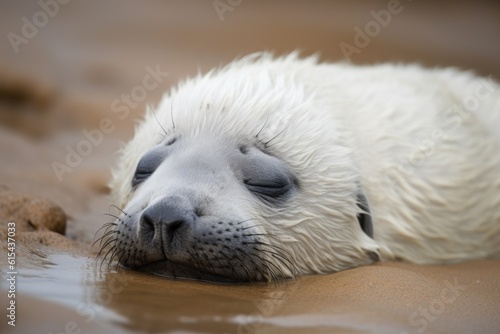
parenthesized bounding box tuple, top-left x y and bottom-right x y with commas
(131, 260, 248, 284)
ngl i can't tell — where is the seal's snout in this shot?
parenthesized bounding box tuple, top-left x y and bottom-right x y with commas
(139, 196, 194, 244)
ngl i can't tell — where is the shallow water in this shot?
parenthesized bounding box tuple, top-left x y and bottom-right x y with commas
(2, 250, 359, 334)
(2, 250, 360, 334)
(2, 247, 500, 334)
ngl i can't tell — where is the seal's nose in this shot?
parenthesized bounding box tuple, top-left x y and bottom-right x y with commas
(139, 196, 193, 244)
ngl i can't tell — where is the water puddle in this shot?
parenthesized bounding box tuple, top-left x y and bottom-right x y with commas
(2, 241, 499, 334)
(3, 250, 359, 334)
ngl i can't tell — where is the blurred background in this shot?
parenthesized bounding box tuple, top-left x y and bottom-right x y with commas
(1, 3, 500, 333)
(0, 0, 499, 239)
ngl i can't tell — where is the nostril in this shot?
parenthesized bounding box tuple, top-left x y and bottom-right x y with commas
(140, 210, 156, 241)
(140, 197, 194, 246)
(166, 219, 184, 242)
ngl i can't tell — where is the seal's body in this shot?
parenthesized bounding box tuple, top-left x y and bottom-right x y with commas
(107, 53, 500, 282)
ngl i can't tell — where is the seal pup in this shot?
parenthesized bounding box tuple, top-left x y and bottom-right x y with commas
(101, 53, 500, 282)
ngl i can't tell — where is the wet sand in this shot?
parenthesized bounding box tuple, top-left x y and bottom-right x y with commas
(1, 1, 500, 333)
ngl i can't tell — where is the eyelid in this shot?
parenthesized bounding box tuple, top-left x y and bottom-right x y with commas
(131, 143, 172, 188)
(131, 166, 156, 188)
(243, 177, 292, 202)
(239, 147, 295, 203)
(243, 179, 288, 188)
(132, 174, 148, 188)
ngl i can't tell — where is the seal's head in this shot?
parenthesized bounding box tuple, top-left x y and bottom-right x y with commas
(106, 54, 379, 282)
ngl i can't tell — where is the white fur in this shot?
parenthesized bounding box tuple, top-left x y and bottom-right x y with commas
(110, 53, 500, 275)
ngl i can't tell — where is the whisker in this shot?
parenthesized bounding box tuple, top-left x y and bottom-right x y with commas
(100, 245, 118, 271)
(256, 246, 296, 276)
(241, 224, 265, 231)
(92, 236, 106, 250)
(93, 230, 117, 249)
(103, 212, 122, 221)
(220, 250, 255, 283)
(263, 141, 281, 149)
(248, 231, 271, 241)
(108, 247, 124, 269)
(97, 237, 117, 258)
(253, 254, 277, 283)
(108, 247, 123, 270)
(251, 252, 284, 284)
(255, 114, 270, 138)
(150, 105, 169, 136)
(231, 247, 269, 283)
(93, 222, 117, 238)
(170, 96, 176, 129)
(236, 218, 259, 225)
(263, 126, 287, 146)
(115, 250, 127, 270)
(109, 204, 130, 217)
(242, 233, 280, 240)
(99, 245, 114, 269)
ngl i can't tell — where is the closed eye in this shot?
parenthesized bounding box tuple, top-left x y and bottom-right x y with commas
(131, 140, 175, 188)
(243, 179, 291, 201)
(132, 169, 153, 188)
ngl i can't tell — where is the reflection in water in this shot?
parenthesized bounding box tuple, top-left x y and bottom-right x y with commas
(8, 248, 298, 333)
(16, 253, 89, 306)
(9, 253, 124, 332)
(4, 248, 498, 334)
(95, 268, 297, 333)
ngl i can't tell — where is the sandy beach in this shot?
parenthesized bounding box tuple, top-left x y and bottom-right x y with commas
(1, 1, 499, 333)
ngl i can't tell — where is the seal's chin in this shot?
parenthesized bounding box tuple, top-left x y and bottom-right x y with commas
(129, 261, 251, 284)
